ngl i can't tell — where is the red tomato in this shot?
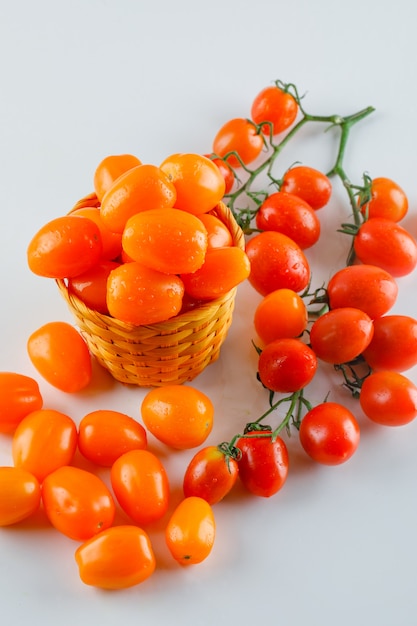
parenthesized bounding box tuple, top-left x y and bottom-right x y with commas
(254, 288, 308, 345)
(183, 445, 239, 504)
(360, 371, 417, 426)
(281, 165, 332, 210)
(255, 191, 320, 249)
(251, 84, 298, 135)
(0, 466, 41, 526)
(212, 118, 264, 167)
(362, 315, 417, 372)
(245, 231, 311, 296)
(327, 264, 398, 319)
(68, 260, 120, 314)
(299, 402, 360, 465)
(235, 431, 289, 497)
(359, 177, 408, 222)
(258, 338, 317, 393)
(309, 307, 374, 364)
(165, 497, 216, 566)
(0, 372, 43, 434)
(354, 218, 417, 277)
(207, 156, 235, 194)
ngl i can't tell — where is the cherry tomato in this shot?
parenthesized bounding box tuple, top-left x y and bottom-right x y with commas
(42, 466, 116, 540)
(78, 409, 147, 467)
(165, 496, 215, 565)
(207, 156, 235, 194)
(245, 231, 311, 296)
(12, 409, 78, 482)
(354, 218, 417, 277)
(212, 118, 264, 167)
(256, 191, 320, 249)
(0, 466, 41, 526)
(299, 402, 360, 465)
(160, 153, 226, 215)
(71, 206, 123, 261)
(251, 84, 298, 135)
(254, 289, 308, 346)
(27, 215, 102, 279)
(100, 164, 177, 233)
(180, 246, 250, 301)
(68, 260, 120, 314)
(362, 315, 417, 372)
(110, 449, 170, 526)
(122, 208, 208, 274)
(281, 165, 332, 210)
(106, 261, 184, 325)
(198, 213, 233, 249)
(75, 525, 156, 590)
(183, 445, 239, 504)
(360, 371, 417, 426)
(327, 264, 398, 319)
(359, 177, 408, 222)
(0, 372, 43, 434)
(309, 307, 374, 364)
(141, 385, 214, 450)
(258, 338, 317, 393)
(235, 431, 289, 497)
(93, 153, 142, 202)
(27, 321, 92, 393)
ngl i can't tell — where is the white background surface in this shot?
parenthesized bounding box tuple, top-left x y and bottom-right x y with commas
(1, 1, 417, 624)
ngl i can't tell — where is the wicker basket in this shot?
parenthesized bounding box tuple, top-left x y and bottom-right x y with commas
(56, 195, 245, 387)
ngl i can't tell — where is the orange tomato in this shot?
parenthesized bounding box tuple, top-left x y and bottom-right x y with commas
(78, 409, 147, 467)
(27, 215, 103, 279)
(100, 163, 177, 233)
(12, 409, 78, 482)
(75, 525, 156, 590)
(254, 288, 308, 345)
(27, 321, 92, 392)
(141, 385, 214, 450)
(110, 449, 170, 526)
(122, 208, 208, 274)
(0, 466, 41, 526)
(42, 466, 116, 541)
(0, 372, 43, 434)
(159, 153, 226, 215)
(71, 206, 123, 260)
(68, 260, 120, 314)
(180, 246, 250, 300)
(165, 496, 215, 566)
(93, 153, 142, 202)
(106, 261, 184, 325)
(212, 118, 264, 167)
(359, 177, 408, 222)
(198, 213, 233, 249)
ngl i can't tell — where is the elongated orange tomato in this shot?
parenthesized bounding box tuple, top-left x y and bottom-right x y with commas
(100, 164, 177, 233)
(122, 208, 208, 274)
(75, 525, 156, 590)
(0, 372, 43, 434)
(27, 321, 92, 392)
(165, 497, 216, 566)
(71, 206, 122, 261)
(106, 262, 184, 325)
(93, 153, 142, 202)
(0, 466, 41, 526)
(68, 260, 120, 314)
(180, 246, 250, 300)
(27, 215, 103, 279)
(198, 213, 233, 249)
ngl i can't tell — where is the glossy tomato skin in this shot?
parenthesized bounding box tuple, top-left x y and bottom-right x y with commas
(70, 206, 123, 261)
(42, 466, 116, 541)
(362, 315, 417, 372)
(183, 446, 239, 504)
(235, 431, 289, 497)
(165, 496, 215, 566)
(258, 338, 317, 393)
(327, 264, 398, 319)
(360, 371, 417, 426)
(198, 213, 233, 249)
(27, 321, 92, 393)
(299, 402, 360, 465)
(281, 166, 332, 210)
(0, 466, 41, 526)
(256, 191, 320, 249)
(245, 231, 311, 296)
(212, 118, 264, 168)
(360, 177, 408, 222)
(93, 153, 142, 202)
(78, 409, 147, 467)
(254, 288, 308, 346)
(27, 215, 102, 279)
(208, 157, 235, 194)
(68, 260, 120, 314)
(12, 409, 78, 482)
(354, 218, 417, 277)
(110, 449, 170, 526)
(75, 525, 155, 590)
(251, 85, 298, 135)
(309, 307, 374, 364)
(0, 372, 43, 434)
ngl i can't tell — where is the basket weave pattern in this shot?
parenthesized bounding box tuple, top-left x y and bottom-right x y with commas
(57, 197, 245, 387)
